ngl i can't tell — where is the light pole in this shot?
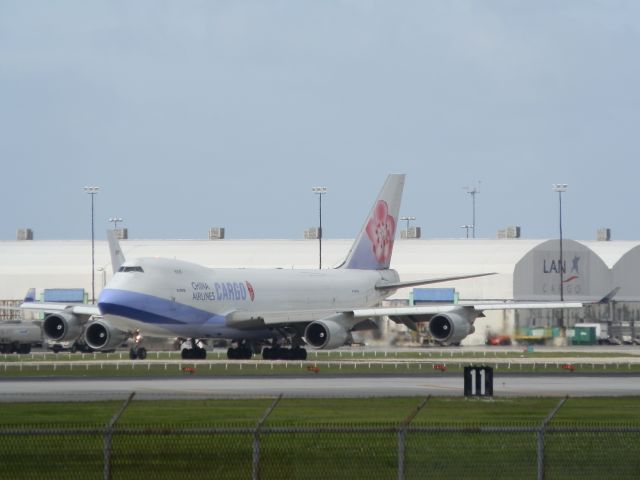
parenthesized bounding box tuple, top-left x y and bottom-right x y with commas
(84, 186, 100, 304)
(312, 186, 327, 269)
(460, 225, 473, 239)
(108, 217, 123, 230)
(552, 184, 568, 302)
(400, 216, 415, 237)
(463, 182, 481, 238)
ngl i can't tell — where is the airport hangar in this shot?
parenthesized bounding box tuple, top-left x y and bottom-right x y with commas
(1, 237, 640, 345)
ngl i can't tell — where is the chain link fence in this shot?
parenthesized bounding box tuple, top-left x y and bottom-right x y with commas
(2, 423, 640, 479)
(2, 394, 640, 479)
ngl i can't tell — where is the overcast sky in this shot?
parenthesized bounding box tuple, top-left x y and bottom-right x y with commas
(1, 1, 639, 241)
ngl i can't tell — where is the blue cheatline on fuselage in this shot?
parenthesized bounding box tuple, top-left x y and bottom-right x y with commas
(98, 288, 225, 326)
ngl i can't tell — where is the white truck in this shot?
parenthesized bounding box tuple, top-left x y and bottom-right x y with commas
(0, 322, 42, 354)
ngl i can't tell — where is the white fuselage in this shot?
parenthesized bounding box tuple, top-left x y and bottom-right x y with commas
(98, 257, 399, 339)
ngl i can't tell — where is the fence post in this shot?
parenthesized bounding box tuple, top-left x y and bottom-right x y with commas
(537, 396, 567, 480)
(104, 392, 136, 480)
(536, 428, 544, 480)
(397, 429, 406, 480)
(398, 396, 430, 480)
(253, 394, 283, 480)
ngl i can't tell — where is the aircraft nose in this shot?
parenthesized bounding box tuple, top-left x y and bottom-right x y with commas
(97, 288, 133, 317)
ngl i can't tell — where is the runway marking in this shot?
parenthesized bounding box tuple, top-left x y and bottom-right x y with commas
(418, 383, 459, 391)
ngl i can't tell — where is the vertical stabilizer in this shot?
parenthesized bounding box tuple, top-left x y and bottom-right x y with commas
(23, 288, 36, 303)
(107, 230, 126, 274)
(342, 174, 405, 270)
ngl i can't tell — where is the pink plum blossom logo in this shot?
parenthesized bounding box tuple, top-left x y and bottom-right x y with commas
(365, 200, 396, 265)
(245, 281, 255, 302)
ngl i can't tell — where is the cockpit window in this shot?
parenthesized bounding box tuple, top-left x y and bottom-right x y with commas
(118, 266, 144, 273)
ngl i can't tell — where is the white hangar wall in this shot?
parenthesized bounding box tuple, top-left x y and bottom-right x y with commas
(2, 237, 639, 303)
(513, 240, 612, 302)
(1, 238, 544, 301)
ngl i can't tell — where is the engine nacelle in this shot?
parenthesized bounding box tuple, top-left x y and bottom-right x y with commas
(84, 320, 128, 350)
(428, 312, 474, 345)
(42, 312, 83, 342)
(304, 316, 350, 350)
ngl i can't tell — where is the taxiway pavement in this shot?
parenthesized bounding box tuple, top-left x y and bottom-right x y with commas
(1, 374, 639, 402)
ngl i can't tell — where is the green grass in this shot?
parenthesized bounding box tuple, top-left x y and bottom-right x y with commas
(550, 396, 640, 425)
(414, 397, 560, 425)
(120, 398, 275, 427)
(0, 400, 120, 427)
(1, 397, 640, 479)
(3, 397, 639, 429)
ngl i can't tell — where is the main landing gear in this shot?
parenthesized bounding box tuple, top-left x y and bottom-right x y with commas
(226, 343, 253, 360)
(259, 331, 308, 360)
(262, 346, 307, 361)
(181, 338, 207, 359)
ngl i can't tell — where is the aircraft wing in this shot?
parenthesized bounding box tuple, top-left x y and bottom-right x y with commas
(352, 301, 585, 318)
(349, 300, 591, 341)
(18, 288, 101, 317)
(375, 272, 496, 290)
(352, 287, 618, 319)
(226, 299, 588, 330)
(19, 302, 101, 317)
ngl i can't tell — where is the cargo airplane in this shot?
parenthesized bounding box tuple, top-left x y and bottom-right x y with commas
(22, 174, 587, 360)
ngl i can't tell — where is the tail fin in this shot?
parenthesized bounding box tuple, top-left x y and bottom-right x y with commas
(107, 230, 126, 274)
(341, 174, 405, 270)
(23, 288, 36, 303)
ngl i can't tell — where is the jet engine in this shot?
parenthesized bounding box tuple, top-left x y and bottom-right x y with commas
(84, 320, 129, 350)
(42, 312, 83, 342)
(428, 312, 474, 346)
(304, 315, 350, 350)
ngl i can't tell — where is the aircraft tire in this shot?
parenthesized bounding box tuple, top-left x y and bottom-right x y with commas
(137, 347, 147, 360)
(262, 347, 305, 360)
(129, 348, 138, 360)
(182, 348, 193, 360)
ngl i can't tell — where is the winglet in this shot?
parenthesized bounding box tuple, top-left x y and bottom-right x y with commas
(107, 230, 126, 274)
(23, 288, 36, 303)
(598, 287, 620, 304)
(341, 174, 405, 270)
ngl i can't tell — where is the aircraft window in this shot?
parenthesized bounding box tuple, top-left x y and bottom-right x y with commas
(118, 266, 144, 273)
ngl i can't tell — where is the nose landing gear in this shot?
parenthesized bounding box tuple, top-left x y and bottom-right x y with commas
(129, 329, 147, 359)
